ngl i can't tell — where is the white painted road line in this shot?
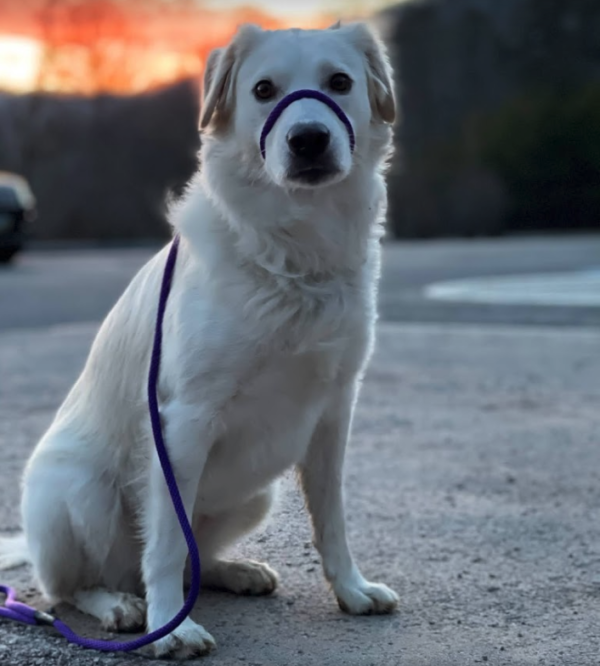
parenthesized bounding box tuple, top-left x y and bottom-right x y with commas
(425, 269, 600, 307)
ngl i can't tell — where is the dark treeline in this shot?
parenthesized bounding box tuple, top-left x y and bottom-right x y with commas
(0, 78, 200, 240)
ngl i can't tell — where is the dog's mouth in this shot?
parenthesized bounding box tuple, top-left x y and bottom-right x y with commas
(286, 163, 342, 187)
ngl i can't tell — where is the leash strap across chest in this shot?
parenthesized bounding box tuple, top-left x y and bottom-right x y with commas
(0, 234, 197, 653)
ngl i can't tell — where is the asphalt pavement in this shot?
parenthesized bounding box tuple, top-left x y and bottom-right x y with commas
(2, 234, 600, 332)
(0, 235, 599, 666)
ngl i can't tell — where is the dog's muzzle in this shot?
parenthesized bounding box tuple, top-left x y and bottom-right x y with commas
(259, 89, 356, 160)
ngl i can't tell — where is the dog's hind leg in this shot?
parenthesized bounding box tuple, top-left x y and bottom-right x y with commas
(72, 589, 146, 632)
(191, 485, 279, 596)
(22, 449, 89, 604)
(22, 435, 145, 631)
(69, 512, 146, 632)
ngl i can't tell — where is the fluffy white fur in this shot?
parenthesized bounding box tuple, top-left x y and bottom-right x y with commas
(0, 22, 399, 659)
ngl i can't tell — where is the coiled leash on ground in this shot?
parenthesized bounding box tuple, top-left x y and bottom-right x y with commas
(0, 89, 355, 654)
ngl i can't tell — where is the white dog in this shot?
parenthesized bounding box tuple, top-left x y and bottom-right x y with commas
(0, 21, 398, 659)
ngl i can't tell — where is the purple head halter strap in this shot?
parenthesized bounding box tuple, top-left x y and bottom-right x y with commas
(259, 89, 356, 160)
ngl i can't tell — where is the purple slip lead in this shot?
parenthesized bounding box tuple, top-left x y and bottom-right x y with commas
(259, 89, 356, 159)
(0, 234, 201, 653)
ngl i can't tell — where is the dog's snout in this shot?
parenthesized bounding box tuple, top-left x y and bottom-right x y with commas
(287, 123, 331, 160)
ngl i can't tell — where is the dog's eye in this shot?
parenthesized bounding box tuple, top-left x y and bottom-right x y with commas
(254, 80, 275, 101)
(329, 73, 352, 93)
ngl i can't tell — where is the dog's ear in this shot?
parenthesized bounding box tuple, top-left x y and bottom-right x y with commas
(346, 22, 396, 124)
(200, 45, 235, 130)
(200, 24, 262, 130)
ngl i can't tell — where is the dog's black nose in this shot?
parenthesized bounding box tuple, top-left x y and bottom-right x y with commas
(287, 123, 331, 160)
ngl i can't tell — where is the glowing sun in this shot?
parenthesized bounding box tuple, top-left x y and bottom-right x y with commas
(0, 35, 42, 93)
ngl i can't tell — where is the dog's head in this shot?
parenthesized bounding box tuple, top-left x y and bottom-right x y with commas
(199, 22, 395, 191)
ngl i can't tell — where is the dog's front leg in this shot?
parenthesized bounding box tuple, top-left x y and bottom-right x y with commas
(142, 401, 216, 659)
(298, 384, 399, 615)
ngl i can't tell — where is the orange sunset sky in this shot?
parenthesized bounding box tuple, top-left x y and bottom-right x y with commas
(0, 0, 396, 95)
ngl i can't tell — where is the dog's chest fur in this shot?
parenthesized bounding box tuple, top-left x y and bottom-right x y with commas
(153, 180, 381, 515)
(175, 264, 372, 515)
(195, 348, 338, 513)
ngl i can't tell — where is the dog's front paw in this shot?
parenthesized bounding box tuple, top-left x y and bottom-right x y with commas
(152, 618, 216, 660)
(335, 578, 399, 615)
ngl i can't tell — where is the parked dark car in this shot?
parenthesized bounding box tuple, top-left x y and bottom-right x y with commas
(0, 172, 36, 263)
